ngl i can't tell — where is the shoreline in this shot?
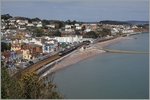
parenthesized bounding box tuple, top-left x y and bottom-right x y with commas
(41, 36, 128, 78)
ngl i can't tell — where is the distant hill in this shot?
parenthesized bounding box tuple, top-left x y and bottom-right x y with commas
(99, 20, 130, 25)
(99, 20, 149, 25)
(82, 22, 98, 24)
(125, 21, 149, 25)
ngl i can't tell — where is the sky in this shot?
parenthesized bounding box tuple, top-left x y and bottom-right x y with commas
(1, 0, 149, 22)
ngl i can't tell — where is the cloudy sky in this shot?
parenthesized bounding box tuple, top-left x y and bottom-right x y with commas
(1, 0, 149, 21)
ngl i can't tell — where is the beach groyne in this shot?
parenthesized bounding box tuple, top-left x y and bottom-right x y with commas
(39, 32, 148, 78)
(40, 37, 127, 78)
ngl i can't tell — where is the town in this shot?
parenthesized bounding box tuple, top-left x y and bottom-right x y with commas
(1, 14, 149, 76)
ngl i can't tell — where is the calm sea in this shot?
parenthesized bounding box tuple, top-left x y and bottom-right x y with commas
(51, 33, 149, 99)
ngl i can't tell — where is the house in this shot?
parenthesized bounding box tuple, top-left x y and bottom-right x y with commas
(16, 19, 28, 25)
(111, 28, 119, 36)
(36, 21, 43, 27)
(22, 38, 43, 46)
(18, 25, 26, 30)
(122, 29, 134, 33)
(21, 43, 43, 60)
(1, 22, 6, 30)
(46, 24, 56, 29)
(27, 23, 34, 27)
(2, 50, 23, 67)
(75, 24, 82, 30)
(11, 43, 22, 51)
(22, 49, 31, 60)
(132, 25, 138, 29)
(10, 38, 23, 51)
(65, 25, 74, 32)
(8, 18, 16, 24)
(15, 50, 23, 62)
(84, 28, 91, 32)
(42, 39, 59, 53)
(54, 35, 83, 43)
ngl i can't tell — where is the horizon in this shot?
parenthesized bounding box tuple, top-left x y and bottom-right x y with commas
(1, 0, 149, 22)
(2, 13, 149, 22)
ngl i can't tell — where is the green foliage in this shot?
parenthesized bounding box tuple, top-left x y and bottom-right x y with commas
(31, 17, 41, 21)
(54, 21, 64, 29)
(32, 28, 44, 37)
(1, 14, 12, 20)
(42, 20, 50, 25)
(96, 28, 111, 37)
(19, 72, 43, 99)
(137, 24, 149, 29)
(1, 67, 63, 99)
(83, 31, 98, 39)
(1, 42, 11, 52)
(52, 30, 61, 37)
(1, 67, 22, 99)
(1, 67, 11, 98)
(65, 20, 77, 25)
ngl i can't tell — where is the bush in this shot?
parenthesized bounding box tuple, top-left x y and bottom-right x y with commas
(1, 66, 63, 99)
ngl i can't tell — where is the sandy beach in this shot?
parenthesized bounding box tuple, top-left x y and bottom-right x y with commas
(41, 37, 127, 77)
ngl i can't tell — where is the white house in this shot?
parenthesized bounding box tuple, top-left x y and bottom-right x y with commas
(18, 25, 26, 30)
(16, 20, 28, 25)
(46, 24, 55, 29)
(111, 28, 119, 35)
(36, 21, 43, 27)
(27, 23, 34, 27)
(42, 40, 58, 53)
(122, 29, 134, 33)
(84, 29, 91, 32)
(22, 38, 42, 46)
(75, 24, 82, 30)
(132, 25, 138, 29)
(65, 25, 74, 32)
(54, 35, 83, 43)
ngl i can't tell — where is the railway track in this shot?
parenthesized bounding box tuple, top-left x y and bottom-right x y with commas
(13, 53, 61, 79)
(13, 43, 83, 79)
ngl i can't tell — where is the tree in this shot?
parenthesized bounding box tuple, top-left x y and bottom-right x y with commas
(20, 72, 63, 99)
(96, 28, 111, 37)
(72, 20, 77, 25)
(1, 63, 63, 99)
(65, 20, 71, 25)
(1, 67, 22, 99)
(19, 72, 43, 98)
(31, 17, 41, 22)
(1, 14, 12, 20)
(75, 30, 81, 35)
(32, 28, 44, 37)
(83, 31, 98, 39)
(1, 42, 11, 52)
(52, 30, 61, 37)
(42, 20, 50, 25)
(54, 21, 64, 29)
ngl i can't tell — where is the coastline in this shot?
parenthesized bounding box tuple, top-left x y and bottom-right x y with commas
(41, 36, 128, 78)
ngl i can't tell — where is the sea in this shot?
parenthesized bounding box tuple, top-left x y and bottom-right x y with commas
(49, 32, 149, 99)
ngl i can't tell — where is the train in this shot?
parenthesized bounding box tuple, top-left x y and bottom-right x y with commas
(58, 43, 84, 56)
(14, 43, 84, 79)
(58, 46, 77, 56)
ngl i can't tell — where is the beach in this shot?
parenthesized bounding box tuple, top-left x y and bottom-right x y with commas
(41, 37, 127, 77)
